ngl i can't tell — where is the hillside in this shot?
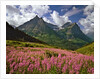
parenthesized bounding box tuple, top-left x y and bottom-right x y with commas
(18, 16, 92, 50)
(18, 16, 62, 46)
(76, 42, 94, 55)
(6, 22, 45, 44)
(59, 23, 92, 43)
(6, 40, 94, 74)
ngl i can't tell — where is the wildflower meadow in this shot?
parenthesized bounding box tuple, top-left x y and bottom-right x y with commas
(6, 45, 94, 74)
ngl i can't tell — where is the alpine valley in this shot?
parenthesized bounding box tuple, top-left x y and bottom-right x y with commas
(17, 15, 93, 50)
(6, 15, 94, 74)
(6, 5, 94, 74)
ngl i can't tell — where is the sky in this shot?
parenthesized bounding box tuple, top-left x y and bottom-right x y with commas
(6, 5, 94, 35)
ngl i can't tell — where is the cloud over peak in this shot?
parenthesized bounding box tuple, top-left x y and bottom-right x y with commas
(6, 5, 51, 27)
(79, 5, 94, 37)
(50, 10, 71, 27)
(84, 5, 94, 15)
(6, 5, 94, 39)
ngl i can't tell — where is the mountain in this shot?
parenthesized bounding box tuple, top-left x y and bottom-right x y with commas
(18, 16, 62, 46)
(45, 22, 59, 31)
(86, 32, 94, 40)
(57, 23, 93, 50)
(61, 22, 71, 28)
(76, 42, 94, 55)
(18, 16, 92, 50)
(6, 22, 45, 44)
(59, 23, 92, 42)
(18, 15, 59, 32)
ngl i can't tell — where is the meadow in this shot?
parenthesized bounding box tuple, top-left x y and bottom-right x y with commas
(6, 40, 94, 74)
(76, 43, 94, 55)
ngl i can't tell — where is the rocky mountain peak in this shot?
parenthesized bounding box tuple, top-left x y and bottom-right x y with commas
(61, 22, 72, 28)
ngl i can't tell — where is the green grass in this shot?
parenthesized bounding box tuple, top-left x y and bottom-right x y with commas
(6, 40, 52, 48)
(6, 40, 94, 56)
(76, 42, 94, 55)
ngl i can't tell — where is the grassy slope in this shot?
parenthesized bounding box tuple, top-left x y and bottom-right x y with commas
(6, 40, 54, 48)
(6, 40, 94, 74)
(7, 40, 94, 56)
(76, 42, 94, 55)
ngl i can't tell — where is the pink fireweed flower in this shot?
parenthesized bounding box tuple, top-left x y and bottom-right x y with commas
(19, 52, 24, 53)
(42, 58, 48, 65)
(27, 64, 34, 72)
(50, 56, 55, 65)
(14, 64, 18, 71)
(19, 69, 22, 72)
(39, 68, 42, 72)
(58, 54, 61, 58)
(47, 63, 51, 70)
(69, 70, 74, 74)
(19, 57, 23, 62)
(23, 60, 26, 63)
(9, 69, 14, 74)
(91, 68, 94, 74)
(57, 62, 62, 69)
(19, 63, 24, 67)
(8, 58, 14, 63)
(6, 56, 8, 60)
(76, 71, 79, 74)
(68, 60, 72, 65)
(88, 68, 94, 74)
(34, 60, 40, 69)
(62, 64, 68, 73)
(10, 62, 16, 68)
(26, 62, 29, 66)
(6, 46, 94, 74)
(31, 57, 35, 62)
(54, 61, 57, 65)
(27, 67, 30, 71)
(74, 65, 81, 71)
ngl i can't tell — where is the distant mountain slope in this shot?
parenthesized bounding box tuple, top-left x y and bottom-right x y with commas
(76, 42, 94, 55)
(18, 16, 62, 46)
(6, 22, 45, 44)
(59, 23, 92, 42)
(45, 22, 59, 31)
(17, 16, 93, 50)
(86, 32, 94, 40)
(58, 23, 92, 43)
(18, 15, 59, 32)
(61, 22, 71, 28)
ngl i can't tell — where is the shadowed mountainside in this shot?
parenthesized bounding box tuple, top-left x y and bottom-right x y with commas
(6, 22, 46, 44)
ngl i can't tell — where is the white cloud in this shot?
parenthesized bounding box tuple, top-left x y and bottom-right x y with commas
(79, 5, 94, 35)
(31, 5, 52, 17)
(84, 5, 94, 15)
(50, 6, 82, 27)
(61, 8, 68, 12)
(50, 11, 71, 27)
(6, 5, 85, 29)
(72, 6, 76, 10)
(6, 5, 51, 27)
(64, 6, 82, 17)
(19, 5, 52, 17)
(43, 17, 52, 24)
(6, 5, 20, 14)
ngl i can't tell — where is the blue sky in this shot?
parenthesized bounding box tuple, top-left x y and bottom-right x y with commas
(44, 5, 87, 29)
(6, 5, 94, 35)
